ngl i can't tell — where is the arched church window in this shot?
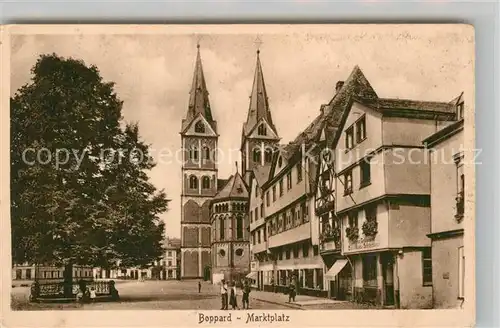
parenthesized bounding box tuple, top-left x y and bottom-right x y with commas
(190, 147, 199, 161)
(202, 176, 210, 189)
(236, 216, 243, 239)
(195, 121, 205, 133)
(253, 148, 261, 163)
(265, 148, 273, 163)
(189, 176, 198, 189)
(219, 217, 225, 240)
(258, 124, 267, 136)
(203, 146, 210, 160)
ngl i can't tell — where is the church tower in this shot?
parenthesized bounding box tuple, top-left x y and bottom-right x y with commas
(240, 50, 280, 184)
(180, 45, 217, 279)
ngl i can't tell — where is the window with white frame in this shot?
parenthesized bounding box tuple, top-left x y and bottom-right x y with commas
(422, 248, 433, 286)
(355, 115, 366, 143)
(345, 126, 354, 149)
(344, 170, 353, 195)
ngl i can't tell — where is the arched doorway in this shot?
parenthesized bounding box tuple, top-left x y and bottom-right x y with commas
(203, 266, 211, 281)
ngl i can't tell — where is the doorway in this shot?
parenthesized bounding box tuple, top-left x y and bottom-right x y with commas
(203, 266, 211, 281)
(381, 253, 395, 306)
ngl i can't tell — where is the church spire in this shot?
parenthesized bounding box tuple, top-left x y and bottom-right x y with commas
(186, 44, 213, 123)
(243, 50, 277, 136)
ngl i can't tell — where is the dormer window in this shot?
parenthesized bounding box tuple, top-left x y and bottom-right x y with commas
(195, 121, 205, 133)
(258, 123, 267, 136)
(457, 102, 464, 120)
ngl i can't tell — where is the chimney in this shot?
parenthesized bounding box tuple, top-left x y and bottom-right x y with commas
(336, 81, 345, 93)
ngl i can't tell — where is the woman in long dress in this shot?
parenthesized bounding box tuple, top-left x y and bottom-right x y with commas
(229, 282, 240, 310)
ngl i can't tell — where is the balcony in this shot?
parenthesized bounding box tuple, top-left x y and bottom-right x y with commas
(252, 242, 267, 255)
(268, 223, 310, 249)
(319, 228, 340, 255)
(315, 200, 334, 216)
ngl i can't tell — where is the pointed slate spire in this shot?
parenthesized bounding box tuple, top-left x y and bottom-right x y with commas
(186, 44, 213, 123)
(243, 50, 277, 136)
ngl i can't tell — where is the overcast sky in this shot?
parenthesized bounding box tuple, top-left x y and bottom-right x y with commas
(10, 25, 474, 238)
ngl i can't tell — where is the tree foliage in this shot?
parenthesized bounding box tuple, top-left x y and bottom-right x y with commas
(11, 54, 168, 270)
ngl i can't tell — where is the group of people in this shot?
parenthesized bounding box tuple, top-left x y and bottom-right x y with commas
(76, 280, 120, 303)
(219, 279, 252, 310)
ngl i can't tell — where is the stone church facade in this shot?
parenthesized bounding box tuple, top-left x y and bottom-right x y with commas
(180, 46, 278, 280)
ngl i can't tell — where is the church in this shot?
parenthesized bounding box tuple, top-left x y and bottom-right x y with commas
(179, 45, 278, 281)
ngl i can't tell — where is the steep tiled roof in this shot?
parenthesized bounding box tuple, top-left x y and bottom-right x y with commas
(217, 178, 229, 192)
(423, 119, 464, 148)
(357, 97, 456, 115)
(213, 172, 249, 201)
(287, 65, 378, 154)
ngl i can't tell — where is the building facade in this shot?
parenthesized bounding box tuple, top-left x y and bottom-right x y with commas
(12, 263, 93, 281)
(180, 45, 218, 279)
(423, 101, 465, 308)
(332, 78, 460, 308)
(211, 172, 251, 284)
(165, 237, 181, 280)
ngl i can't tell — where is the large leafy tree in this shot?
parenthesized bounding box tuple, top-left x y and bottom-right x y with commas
(11, 54, 167, 294)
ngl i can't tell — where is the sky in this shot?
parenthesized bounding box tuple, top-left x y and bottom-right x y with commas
(10, 25, 474, 238)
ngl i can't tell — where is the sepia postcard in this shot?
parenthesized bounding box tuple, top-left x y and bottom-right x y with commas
(1, 24, 475, 327)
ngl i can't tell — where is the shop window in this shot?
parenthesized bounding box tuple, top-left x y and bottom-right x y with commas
(362, 255, 378, 287)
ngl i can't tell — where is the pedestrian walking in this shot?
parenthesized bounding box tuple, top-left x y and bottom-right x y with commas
(198, 280, 201, 293)
(220, 279, 228, 310)
(242, 280, 251, 309)
(288, 281, 296, 303)
(229, 282, 240, 310)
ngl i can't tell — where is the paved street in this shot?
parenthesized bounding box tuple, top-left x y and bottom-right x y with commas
(11, 280, 290, 310)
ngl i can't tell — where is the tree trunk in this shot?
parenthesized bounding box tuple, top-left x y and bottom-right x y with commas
(63, 262, 73, 298)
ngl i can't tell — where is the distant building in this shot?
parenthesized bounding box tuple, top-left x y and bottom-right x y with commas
(12, 263, 92, 281)
(423, 99, 465, 309)
(165, 237, 181, 280)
